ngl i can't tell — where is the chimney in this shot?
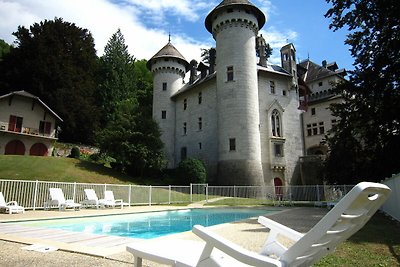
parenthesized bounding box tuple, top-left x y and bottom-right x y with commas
(189, 60, 198, 84)
(322, 60, 327, 68)
(209, 48, 216, 74)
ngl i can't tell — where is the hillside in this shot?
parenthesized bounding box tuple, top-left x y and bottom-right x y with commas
(0, 155, 136, 184)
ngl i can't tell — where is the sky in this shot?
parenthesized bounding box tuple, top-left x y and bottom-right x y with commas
(0, 0, 354, 71)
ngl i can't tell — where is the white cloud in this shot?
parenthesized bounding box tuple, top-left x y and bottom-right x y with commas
(0, 0, 293, 66)
(0, 0, 210, 60)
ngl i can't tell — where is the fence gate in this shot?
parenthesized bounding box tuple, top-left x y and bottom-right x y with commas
(191, 184, 208, 203)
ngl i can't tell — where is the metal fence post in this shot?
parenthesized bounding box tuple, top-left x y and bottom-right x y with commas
(169, 185, 171, 204)
(128, 184, 132, 205)
(73, 182, 77, 201)
(149, 185, 152, 206)
(33, 180, 39, 210)
(206, 184, 208, 203)
(316, 185, 320, 202)
(190, 183, 193, 203)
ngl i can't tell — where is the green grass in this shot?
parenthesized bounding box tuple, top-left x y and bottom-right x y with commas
(316, 213, 400, 267)
(0, 155, 134, 184)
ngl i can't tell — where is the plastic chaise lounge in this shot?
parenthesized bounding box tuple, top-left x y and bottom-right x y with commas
(100, 190, 129, 209)
(0, 192, 25, 214)
(81, 189, 104, 209)
(45, 188, 81, 211)
(126, 182, 391, 267)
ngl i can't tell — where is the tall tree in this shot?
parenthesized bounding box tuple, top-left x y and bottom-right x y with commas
(324, 0, 400, 183)
(0, 18, 99, 143)
(98, 29, 136, 124)
(96, 31, 164, 176)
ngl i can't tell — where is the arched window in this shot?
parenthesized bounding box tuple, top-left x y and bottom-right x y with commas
(271, 109, 281, 137)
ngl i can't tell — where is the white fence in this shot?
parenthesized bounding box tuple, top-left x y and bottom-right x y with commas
(0, 179, 355, 210)
(381, 173, 400, 222)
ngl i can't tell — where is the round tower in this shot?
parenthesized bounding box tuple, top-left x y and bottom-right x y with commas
(147, 42, 189, 168)
(205, 0, 265, 185)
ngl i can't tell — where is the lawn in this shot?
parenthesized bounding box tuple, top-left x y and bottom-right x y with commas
(0, 155, 133, 184)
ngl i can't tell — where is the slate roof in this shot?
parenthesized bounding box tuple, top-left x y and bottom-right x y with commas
(205, 0, 265, 33)
(147, 42, 190, 71)
(298, 60, 346, 83)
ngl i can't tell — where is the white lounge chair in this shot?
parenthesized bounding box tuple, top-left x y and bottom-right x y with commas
(45, 188, 81, 211)
(0, 192, 25, 214)
(81, 189, 104, 209)
(100, 190, 129, 209)
(126, 182, 391, 267)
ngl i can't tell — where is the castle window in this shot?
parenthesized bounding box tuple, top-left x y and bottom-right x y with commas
(199, 142, 202, 150)
(184, 98, 187, 110)
(318, 81, 323, 87)
(311, 107, 316, 115)
(162, 82, 167, 91)
(161, 110, 166, 119)
(271, 109, 281, 137)
(270, 81, 276, 94)
(283, 90, 287, 96)
(319, 122, 325, 134)
(312, 123, 318, 135)
(227, 66, 234, 81)
(274, 143, 284, 157)
(181, 147, 187, 161)
(283, 53, 289, 61)
(306, 124, 312, 136)
(198, 117, 202, 131)
(198, 92, 202, 104)
(183, 122, 187, 135)
(229, 138, 236, 151)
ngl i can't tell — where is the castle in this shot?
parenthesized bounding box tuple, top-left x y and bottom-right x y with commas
(147, 0, 306, 187)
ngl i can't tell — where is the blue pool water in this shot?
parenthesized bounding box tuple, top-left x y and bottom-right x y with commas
(19, 208, 276, 239)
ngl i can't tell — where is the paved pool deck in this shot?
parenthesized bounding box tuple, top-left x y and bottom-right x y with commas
(0, 206, 328, 267)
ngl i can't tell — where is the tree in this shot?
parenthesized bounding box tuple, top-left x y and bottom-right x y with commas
(96, 30, 164, 176)
(324, 0, 400, 183)
(0, 39, 10, 60)
(96, 99, 165, 176)
(176, 158, 207, 184)
(0, 18, 100, 143)
(98, 29, 137, 124)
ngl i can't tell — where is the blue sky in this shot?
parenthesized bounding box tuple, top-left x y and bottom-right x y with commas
(0, 0, 353, 71)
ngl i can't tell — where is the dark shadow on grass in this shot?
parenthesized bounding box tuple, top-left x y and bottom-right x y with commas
(75, 160, 134, 183)
(347, 212, 400, 264)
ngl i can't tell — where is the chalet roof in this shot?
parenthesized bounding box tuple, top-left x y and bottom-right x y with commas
(147, 42, 190, 71)
(0, 90, 63, 122)
(298, 60, 346, 83)
(205, 0, 265, 33)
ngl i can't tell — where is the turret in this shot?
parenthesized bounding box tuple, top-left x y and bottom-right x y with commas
(280, 43, 298, 89)
(147, 42, 189, 168)
(205, 0, 265, 185)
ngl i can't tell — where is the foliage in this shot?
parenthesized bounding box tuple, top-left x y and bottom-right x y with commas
(176, 158, 207, 185)
(96, 99, 165, 177)
(96, 30, 163, 177)
(0, 39, 10, 60)
(324, 0, 400, 183)
(0, 18, 100, 144)
(69, 146, 80, 159)
(97, 29, 137, 124)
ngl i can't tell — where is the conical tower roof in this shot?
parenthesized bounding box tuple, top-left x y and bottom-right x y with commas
(205, 0, 265, 33)
(147, 42, 190, 71)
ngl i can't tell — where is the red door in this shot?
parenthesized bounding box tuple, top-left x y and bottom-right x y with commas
(5, 140, 25, 155)
(274, 177, 283, 200)
(30, 143, 48, 156)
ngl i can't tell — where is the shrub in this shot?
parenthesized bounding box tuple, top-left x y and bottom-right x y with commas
(176, 158, 207, 184)
(70, 146, 80, 159)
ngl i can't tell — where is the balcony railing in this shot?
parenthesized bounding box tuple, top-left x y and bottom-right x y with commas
(0, 121, 57, 139)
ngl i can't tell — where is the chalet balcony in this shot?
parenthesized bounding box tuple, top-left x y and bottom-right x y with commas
(0, 121, 58, 140)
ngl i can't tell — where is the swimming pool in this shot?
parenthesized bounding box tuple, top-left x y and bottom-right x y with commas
(18, 208, 276, 239)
